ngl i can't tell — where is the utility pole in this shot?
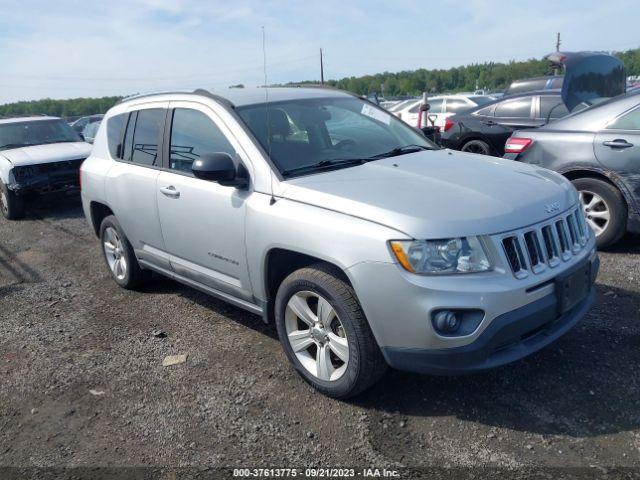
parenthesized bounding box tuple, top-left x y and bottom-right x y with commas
(320, 48, 324, 85)
(554, 32, 561, 75)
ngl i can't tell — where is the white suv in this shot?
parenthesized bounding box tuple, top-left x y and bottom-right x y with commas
(0, 116, 91, 219)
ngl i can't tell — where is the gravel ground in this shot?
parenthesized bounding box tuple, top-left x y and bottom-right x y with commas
(0, 198, 639, 477)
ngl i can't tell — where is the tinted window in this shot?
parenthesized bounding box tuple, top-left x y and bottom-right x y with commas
(445, 99, 470, 113)
(539, 96, 569, 119)
(107, 114, 126, 158)
(125, 108, 164, 166)
(608, 107, 640, 130)
(494, 97, 532, 118)
(169, 109, 235, 173)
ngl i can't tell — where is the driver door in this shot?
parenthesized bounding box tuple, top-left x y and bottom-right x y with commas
(156, 102, 254, 303)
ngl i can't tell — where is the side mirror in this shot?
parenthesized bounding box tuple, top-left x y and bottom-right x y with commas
(192, 152, 248, 188)
(78, 133, 85, 141)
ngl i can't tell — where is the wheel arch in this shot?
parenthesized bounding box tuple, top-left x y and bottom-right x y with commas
(561, 168, 632, 211)
(89, 201, 114, 236)
(262, 248, 353, 324)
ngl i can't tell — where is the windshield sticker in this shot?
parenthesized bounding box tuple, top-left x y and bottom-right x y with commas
(361, 104, 391, 125)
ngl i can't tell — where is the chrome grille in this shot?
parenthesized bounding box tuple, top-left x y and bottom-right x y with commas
(499, 207, 589, 278)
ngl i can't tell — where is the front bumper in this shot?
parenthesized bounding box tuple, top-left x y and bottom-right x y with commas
(382, 257, 597, 374)
(9, 159, 84, 196)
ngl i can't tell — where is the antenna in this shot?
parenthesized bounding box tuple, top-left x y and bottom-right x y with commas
(320, 48, 324, 85)
(262, 26, 276, 204)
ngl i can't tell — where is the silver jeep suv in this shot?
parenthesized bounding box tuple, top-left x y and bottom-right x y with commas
(81, 87, 598, 398)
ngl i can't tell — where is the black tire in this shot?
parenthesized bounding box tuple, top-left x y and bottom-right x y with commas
(0, 181, 25, 220)
(99, 215, 146, 289)
(572, 177, 627, 249)
(461, 139, 493, 156)
(275, 264, 387, 399)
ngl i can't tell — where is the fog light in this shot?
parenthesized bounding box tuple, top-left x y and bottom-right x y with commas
(431, 309, 485, 337)
(433, 310, 460, 334)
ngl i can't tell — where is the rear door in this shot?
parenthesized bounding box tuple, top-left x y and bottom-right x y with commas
(484, 96, 538, 153)
(156, 101, 254, 302)
(594, 105, 640, 213)
(104, 103, 169, 270)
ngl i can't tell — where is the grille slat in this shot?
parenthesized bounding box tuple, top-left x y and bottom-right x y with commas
(500, 208, 588, 278)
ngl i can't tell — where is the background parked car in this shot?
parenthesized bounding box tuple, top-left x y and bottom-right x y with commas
(503, 89, 640, 248)
(70, 114, 104, 134)
(393, 94, 494, 129)
(81, 119, 101, 144)
(0, 116, 91, 219)
(439, 90, 568, 155)
(441, 51, 627, 156)
(504, 75, 564, 95)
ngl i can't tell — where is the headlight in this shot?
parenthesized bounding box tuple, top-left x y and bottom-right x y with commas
(389, 237, 491, 274)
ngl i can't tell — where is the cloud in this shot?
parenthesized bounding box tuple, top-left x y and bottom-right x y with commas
(0, 0, 637, 103)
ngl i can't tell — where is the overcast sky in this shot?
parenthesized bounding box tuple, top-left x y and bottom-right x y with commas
(0, 0, 638, 104)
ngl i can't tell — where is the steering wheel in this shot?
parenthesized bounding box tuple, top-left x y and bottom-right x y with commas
(334, 139, 357, 150)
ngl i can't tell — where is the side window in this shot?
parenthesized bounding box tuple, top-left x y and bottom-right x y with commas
(444, 99, 469, 113)
(426, 98, 443, 114)
(127, 108, 164, 166)
(475, 105, 494, 116)
(122, 112, 137, 162)
(408, 102, 421, 114)
(539, 96, 569, 119)
(494, 97, 532, 118)
(607, 107, 640, 130)
(169, 108, 236, 173)
(106, 113, 126, 158)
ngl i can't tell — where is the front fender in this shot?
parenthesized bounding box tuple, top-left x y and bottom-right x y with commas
(245, 194, 409, 302)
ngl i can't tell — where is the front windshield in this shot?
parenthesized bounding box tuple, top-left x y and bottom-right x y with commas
(0, 119, 81, 151)
(236, 96, 436, 177)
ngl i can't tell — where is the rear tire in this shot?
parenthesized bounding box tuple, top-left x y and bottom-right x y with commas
(0, 181, 25, 220)
(275, 264, 387, 399)
(572, 177, 627, 249)
(461, 139, 493, 156)
(99, 215, 146, 289)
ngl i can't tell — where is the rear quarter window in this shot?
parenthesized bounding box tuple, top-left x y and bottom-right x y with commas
(107, 114, 127, 158)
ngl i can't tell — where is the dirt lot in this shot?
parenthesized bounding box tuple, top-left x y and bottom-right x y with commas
(1, 198, 639, 477)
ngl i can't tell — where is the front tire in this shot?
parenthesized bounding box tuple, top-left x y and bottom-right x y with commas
(0, 181, 25, 220)
(572, 178, 627, 249)
(99, 215, 146, 289)
(275, 264, 387, 399)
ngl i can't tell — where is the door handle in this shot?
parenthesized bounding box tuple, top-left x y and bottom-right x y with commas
(603, 139, 633, 149)
(482, 120, 496, 126)
(159, 186, 180, 198)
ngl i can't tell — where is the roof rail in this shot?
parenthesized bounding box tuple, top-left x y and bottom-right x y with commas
(115, 89, 236, 107)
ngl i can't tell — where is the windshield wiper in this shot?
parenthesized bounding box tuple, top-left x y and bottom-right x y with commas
(281, 145, 434, 177)
(0, 143, 30, 150)
(367, 144, 433, 159)
(281, 158, 367, 177)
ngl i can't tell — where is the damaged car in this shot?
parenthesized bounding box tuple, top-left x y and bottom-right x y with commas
(504, 89, 640, 248)
(441, 51, 626, 156)
(0, 116, 92, 219)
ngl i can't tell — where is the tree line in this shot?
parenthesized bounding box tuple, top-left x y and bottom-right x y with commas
(1, 47, 638, 116)
(318, 47, 640, 97)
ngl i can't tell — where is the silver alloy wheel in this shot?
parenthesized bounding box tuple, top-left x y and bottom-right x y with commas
(284, 291, 349, 382)
(103, 226, 128, 280)
(579, 190, 610, 237)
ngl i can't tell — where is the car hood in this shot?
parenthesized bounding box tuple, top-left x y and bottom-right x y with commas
(0, 142, 92, 167)
(280, 149, 577, 238)
(547, 51, 626, 111)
